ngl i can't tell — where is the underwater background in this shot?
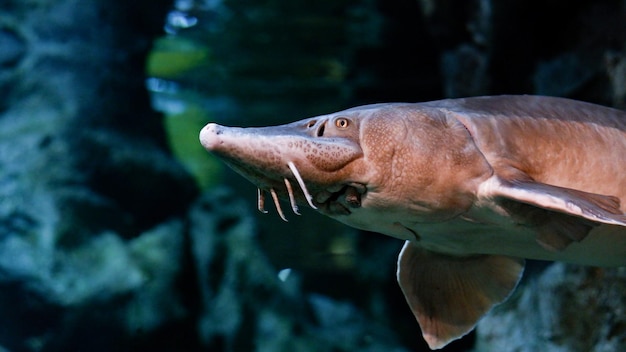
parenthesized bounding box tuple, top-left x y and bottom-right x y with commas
(0, 0, 624, 351)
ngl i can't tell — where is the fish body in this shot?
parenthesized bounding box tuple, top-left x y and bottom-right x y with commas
(199, 95, 626, 349)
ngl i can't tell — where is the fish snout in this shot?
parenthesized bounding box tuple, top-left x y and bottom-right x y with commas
(199, 123, 224, 151)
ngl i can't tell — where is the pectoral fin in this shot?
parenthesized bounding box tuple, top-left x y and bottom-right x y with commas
(487, 177, 626, 250)
(397, 241, 524, 350)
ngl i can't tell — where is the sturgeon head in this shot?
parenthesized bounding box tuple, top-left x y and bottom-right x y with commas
(199, 103, 492, 229)
(199, 112, 365, 221)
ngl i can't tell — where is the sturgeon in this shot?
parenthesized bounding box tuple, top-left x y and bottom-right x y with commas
(199, 95, 626, 349)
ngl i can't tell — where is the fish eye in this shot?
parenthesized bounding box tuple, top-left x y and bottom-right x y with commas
(335, 118, 349, 129)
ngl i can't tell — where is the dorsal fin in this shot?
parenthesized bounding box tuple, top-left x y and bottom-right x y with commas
(397, 241, 524, 349)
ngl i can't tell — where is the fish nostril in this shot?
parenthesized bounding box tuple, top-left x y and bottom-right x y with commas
(306, 120, 317, 128)
(316, 123, 326, 137)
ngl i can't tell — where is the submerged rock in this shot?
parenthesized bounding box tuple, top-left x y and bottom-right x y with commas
(188, 189, 409, 352)
(477, 264, 626, 352)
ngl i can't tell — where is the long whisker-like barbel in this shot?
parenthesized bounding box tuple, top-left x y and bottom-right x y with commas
(284, 178, 301, 215)
(287, 161, 317, 209)
(257, 183, 299, 221)
(257, 188, 269, 214)
(256, 162, 316, 222)
(269, 188, 288, 222)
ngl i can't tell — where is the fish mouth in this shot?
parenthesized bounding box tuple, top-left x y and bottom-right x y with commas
(256, 161, 365, 221)
(312, 184, 365, 216)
